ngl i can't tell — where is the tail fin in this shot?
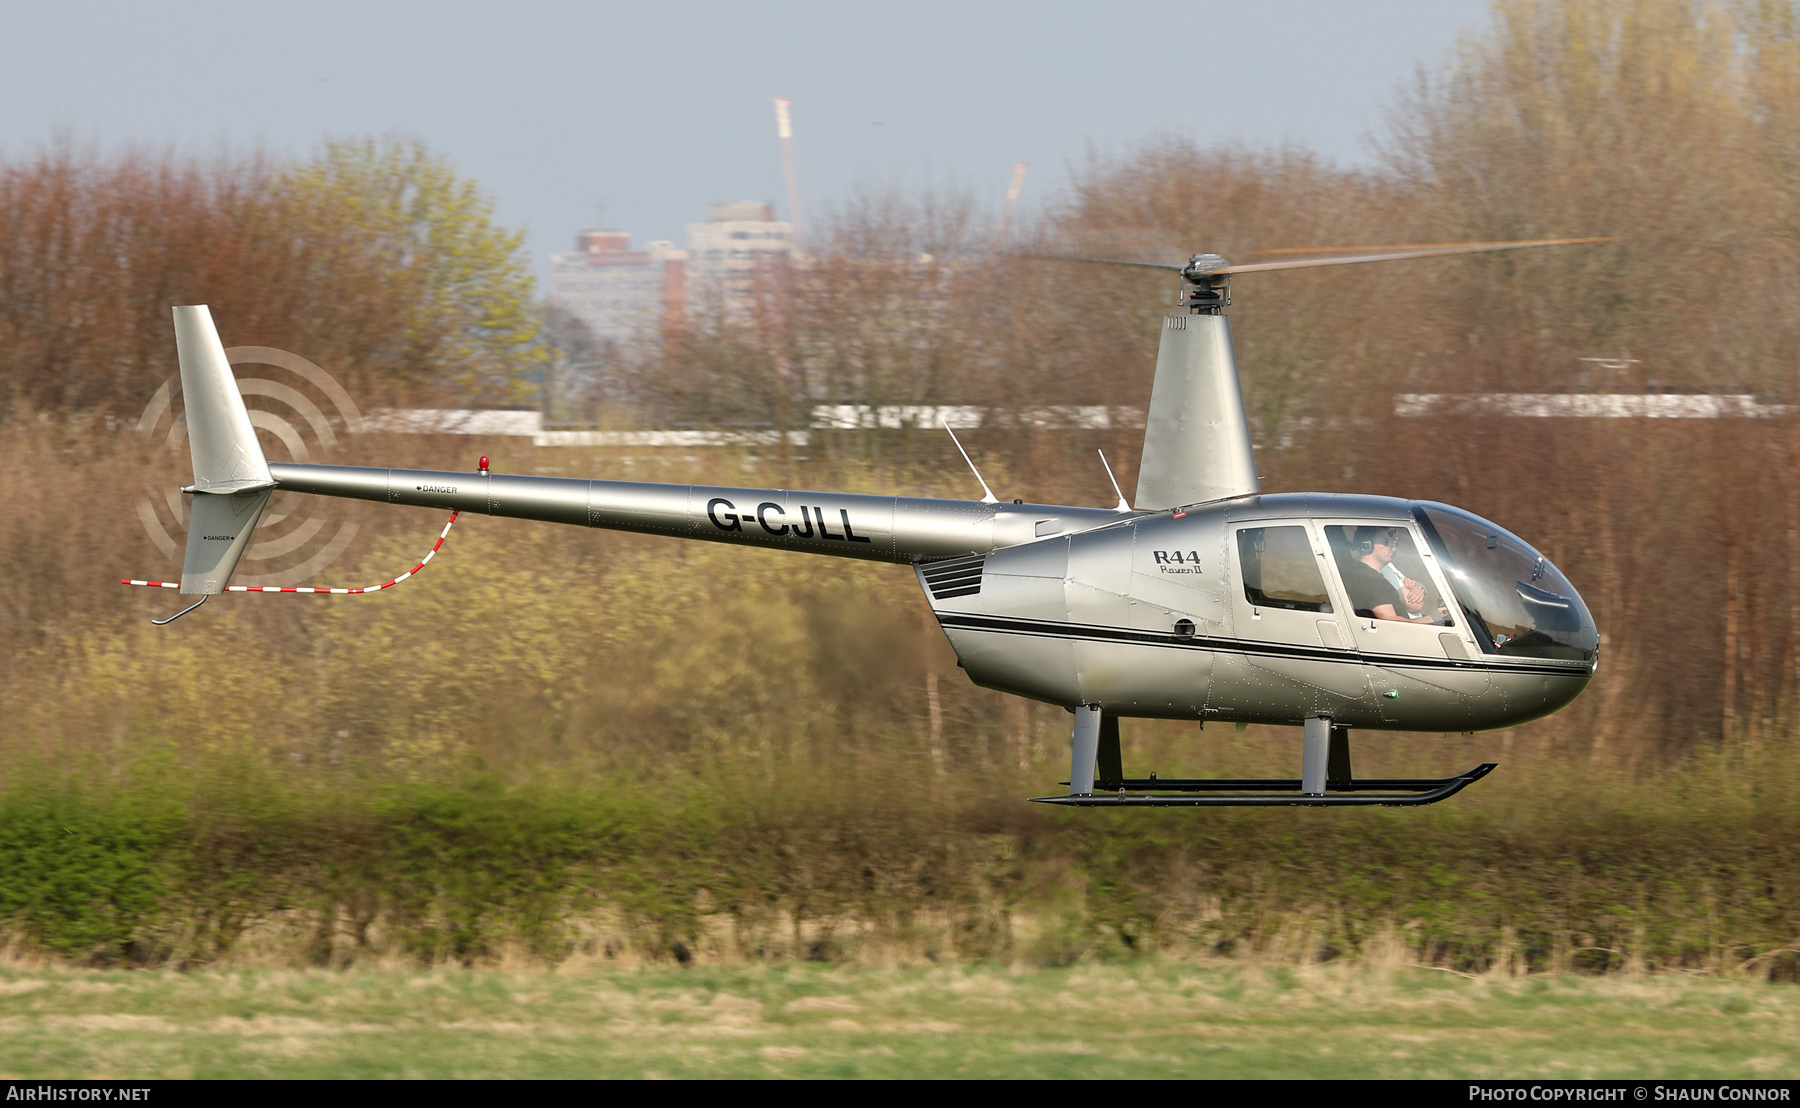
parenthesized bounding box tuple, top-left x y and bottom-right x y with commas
(173, 305, 273, 594)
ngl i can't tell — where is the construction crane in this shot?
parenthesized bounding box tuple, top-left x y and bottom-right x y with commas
(992, 162, 1030, 250)
(773, 98, 807, 258)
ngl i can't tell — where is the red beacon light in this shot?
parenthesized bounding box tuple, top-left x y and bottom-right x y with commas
(478, 456, 490, 476)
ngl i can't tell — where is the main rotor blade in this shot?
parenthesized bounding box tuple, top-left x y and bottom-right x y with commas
(1218, 236, 1614, 274)
(1020, 254, 1185, 271)
(1251, 238, 1608, 255)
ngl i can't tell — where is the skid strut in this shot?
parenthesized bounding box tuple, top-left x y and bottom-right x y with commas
(1039, 710, 1495, 806)
(1031, 762, 1496, 807)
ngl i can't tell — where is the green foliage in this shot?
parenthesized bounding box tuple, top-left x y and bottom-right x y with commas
(0, 769, 179, 957)
(373, 778, 610, 961)
(0, 738, 1796, 975)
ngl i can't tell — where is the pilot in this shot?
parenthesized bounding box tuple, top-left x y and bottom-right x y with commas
(1344, 526, 1430, 623)
(1377, 546, 1429, 619)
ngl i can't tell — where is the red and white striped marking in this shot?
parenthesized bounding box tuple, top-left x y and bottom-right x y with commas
(122, 512, 459, 595)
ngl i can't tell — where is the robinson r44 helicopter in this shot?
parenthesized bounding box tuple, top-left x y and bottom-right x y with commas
(127, 237, 1608, 806)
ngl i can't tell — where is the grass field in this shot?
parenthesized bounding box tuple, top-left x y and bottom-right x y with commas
(0, 963, 1794, 1079)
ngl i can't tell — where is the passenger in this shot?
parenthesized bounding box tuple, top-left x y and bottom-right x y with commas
(1343, 526, 1429, 624)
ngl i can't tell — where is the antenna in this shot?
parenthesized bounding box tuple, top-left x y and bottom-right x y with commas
(991, 163, 1029, 251)
(774, 98, 807, 258)
(1097, 449, 1131, 512)
(941, 418, 999, 504)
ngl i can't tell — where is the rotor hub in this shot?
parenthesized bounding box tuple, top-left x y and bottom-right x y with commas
(1180, 254, 1232, 314)
(1183, 253, 1228, 277)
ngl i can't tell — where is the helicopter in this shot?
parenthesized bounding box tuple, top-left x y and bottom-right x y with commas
(127, 236, 1609, 807)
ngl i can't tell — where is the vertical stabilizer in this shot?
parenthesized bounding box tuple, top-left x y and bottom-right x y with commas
(175, 305, 271, 493)
(1133, 314, 1259, 510)
(172, 305, 273, 593)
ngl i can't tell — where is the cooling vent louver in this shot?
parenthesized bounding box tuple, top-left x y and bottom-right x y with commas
(920, 555, 986, 601)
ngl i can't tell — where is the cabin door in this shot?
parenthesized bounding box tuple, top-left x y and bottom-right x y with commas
(1224, 522, 1371, 709)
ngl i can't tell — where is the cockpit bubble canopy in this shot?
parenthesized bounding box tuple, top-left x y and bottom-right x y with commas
(1415, 503, 1597, 662)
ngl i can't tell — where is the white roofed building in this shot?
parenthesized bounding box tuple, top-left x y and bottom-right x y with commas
(684, 202, 793, 325)
(548, 230, 688, 350)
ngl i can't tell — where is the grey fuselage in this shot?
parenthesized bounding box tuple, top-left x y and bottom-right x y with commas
(268, 463, 1596, 733)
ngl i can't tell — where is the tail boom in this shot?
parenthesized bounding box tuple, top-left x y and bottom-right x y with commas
(266, 462, 1128, 563)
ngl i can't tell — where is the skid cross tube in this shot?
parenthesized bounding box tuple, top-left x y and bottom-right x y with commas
(1031, 763, 1497, 807)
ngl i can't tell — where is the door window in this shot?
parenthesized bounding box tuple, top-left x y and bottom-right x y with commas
(1236, 526, 1332, 613)
(1324, 524, 1454, 626)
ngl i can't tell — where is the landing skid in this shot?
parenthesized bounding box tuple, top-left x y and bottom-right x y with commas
(1031, 763, 1497, 807)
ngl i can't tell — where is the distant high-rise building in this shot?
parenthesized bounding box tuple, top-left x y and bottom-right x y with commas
(684, 202, 793, 324)
(548, 230, 687, 349)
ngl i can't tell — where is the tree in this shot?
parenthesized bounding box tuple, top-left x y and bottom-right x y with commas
(0, 137, 545, 418)
(276, 138, 547, 405)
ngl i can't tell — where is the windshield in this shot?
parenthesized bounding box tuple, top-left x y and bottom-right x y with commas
(1416, 503, 1597, 662)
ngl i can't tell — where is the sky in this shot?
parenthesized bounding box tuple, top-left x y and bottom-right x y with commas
(1, 1, 1493, 279)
